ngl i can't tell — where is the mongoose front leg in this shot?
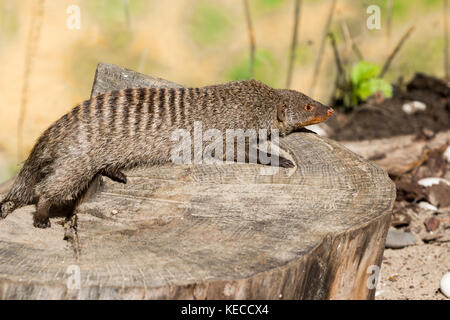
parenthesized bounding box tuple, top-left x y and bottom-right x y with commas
(99, 168, 127, 184)
(257, 152, 295, 168)
(33, 198, 51, 228)
(230, 143, 295, 168)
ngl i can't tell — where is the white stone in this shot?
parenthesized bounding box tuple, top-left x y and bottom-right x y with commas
(418, 177, 450, 187)
(440, 273, 450, 298)
(417, 201, 438, 211)
(444, 146, 450, 163)
(402, 101, 426, 114)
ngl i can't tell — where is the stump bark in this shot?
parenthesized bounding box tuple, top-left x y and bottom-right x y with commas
(0, 63, 395, 300)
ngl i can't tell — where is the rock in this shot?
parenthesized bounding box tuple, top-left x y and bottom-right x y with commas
(428, 183, 450, 208)
(424, 216, 440, 232)
(421, 232, 443, 243)
(444, 146, 450, 163)
(418, 201, 438, 212)
(419, 128, 436, 140)
(418, 177, 450, 187)
(440, 273, 450, 298)
(391, 211, 412, 228)
(402, 101, 426, 114)
(385, 229, 417, 249)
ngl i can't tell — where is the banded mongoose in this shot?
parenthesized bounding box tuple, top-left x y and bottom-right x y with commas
(0, 79, 333, 228)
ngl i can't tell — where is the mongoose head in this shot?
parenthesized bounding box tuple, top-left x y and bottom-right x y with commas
(276, 89, 334, 133)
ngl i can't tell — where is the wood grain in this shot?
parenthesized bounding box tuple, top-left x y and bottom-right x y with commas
(0, 63, 395, 299)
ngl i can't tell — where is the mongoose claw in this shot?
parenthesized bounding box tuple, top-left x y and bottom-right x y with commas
(0, 201, 15, 219)
(100, 169, 127, 184)
(278, 157, 295, 168)
(33, 217, 51, 229)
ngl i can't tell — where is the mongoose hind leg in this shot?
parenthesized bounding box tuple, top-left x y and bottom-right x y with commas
(33, 197, 51, 228)
(33, 165, 95, 228)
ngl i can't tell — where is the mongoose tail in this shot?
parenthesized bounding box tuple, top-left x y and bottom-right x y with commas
(0, 145, 47, 218)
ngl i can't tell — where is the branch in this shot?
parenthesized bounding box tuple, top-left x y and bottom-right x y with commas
(328, 33, 345, 75)
(339, 21, 351, 64)
(308, 0, 337, 95)
(445, 0, 449, 81)
(17, 0, 45, 160)
(379, 26, 415, 78)
(123, 0, 131, 29)
(286, 0, 302, 88)
(243, 0, 255, 78)
(352, 40, 364, 61)
(328, 32, 349, 104)
(386, 0, 393, 40)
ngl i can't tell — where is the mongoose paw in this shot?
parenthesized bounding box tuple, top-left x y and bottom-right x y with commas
(101, 169, 127, 184)
(295, 127, 317, 134)
(0, 201, 15, 219)
(33, 217, 51, 229)
(278, 157, 295, 168)
(114, 171, 127, 184)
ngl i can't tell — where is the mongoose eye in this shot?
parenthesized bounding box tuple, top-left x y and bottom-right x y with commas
(304, 105, 314, 112)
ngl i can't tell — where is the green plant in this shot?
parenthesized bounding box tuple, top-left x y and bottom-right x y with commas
(350, 61, 393, 104)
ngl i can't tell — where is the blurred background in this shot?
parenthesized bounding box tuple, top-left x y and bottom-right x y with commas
(0, 0, 448, 182)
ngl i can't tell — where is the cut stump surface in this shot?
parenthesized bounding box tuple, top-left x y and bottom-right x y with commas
(0, 64, 395, 299)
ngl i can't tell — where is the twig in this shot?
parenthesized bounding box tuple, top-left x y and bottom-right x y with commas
(286, 0, 302, 88)
(17, 0, 45, 160)
(308, 0, 337, 96)
(444, 0, 449, 81)
(328, 33, 344, 75)
(340, 21, 364, 61)
(386, 0, 393, 40)
(137, 47, 149, 72)
(352, 40, 364, 61)
(243, 0, 255, 78)
(123, 0, 131, 30)
(379, 26, 415, 78)
(328, 32, 348, 104)
(340, 21, 351, 64)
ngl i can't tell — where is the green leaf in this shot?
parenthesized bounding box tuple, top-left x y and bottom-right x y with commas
(351, 61, 380, 86)
(356, 78, 393, 100)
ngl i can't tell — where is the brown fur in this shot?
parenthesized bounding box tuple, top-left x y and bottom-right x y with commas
(0, 79, 332, 228)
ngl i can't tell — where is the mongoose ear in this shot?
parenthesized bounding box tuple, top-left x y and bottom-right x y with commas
(277, 103, 287, 122)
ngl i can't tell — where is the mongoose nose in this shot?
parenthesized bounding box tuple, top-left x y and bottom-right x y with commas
(327, 107, 334, 116)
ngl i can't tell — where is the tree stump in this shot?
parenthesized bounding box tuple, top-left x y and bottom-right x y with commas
(0, 63, 395, 299)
